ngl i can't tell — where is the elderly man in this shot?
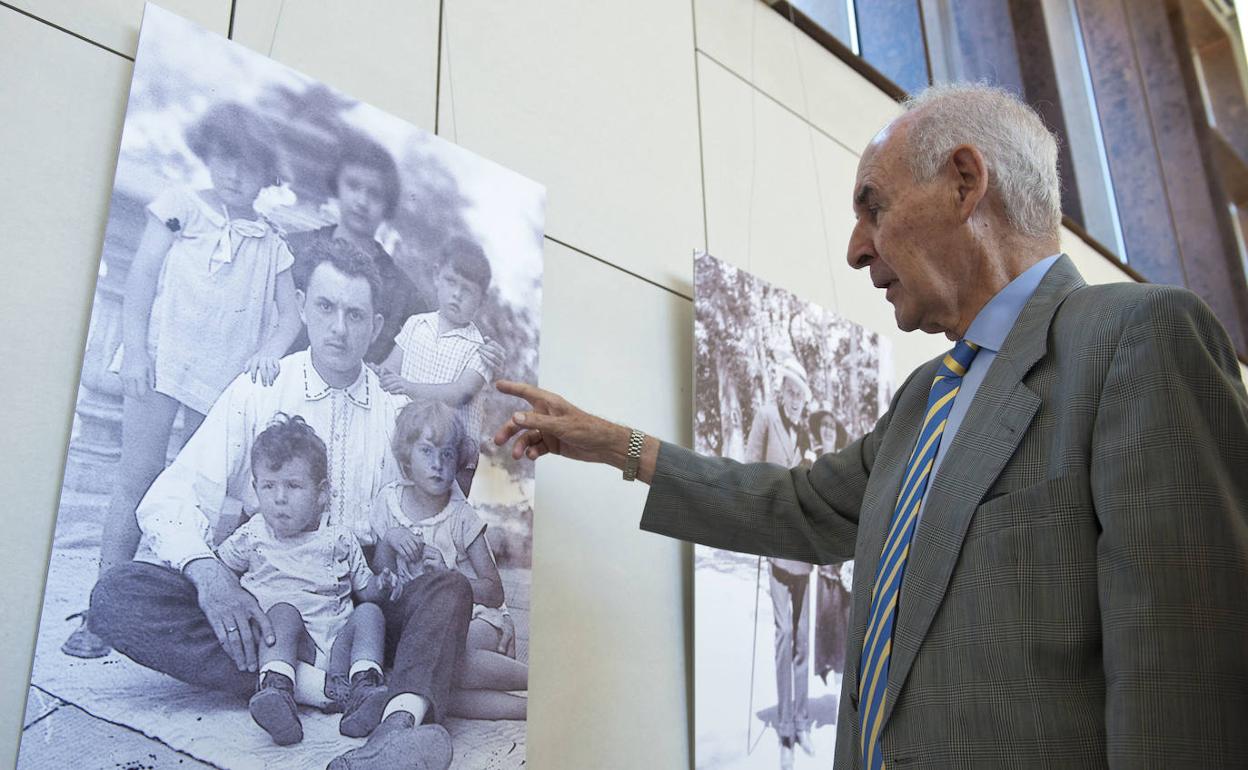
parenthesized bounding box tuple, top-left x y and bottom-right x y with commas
(90, 238, 467, 769)
(495, 84, 1248, 768)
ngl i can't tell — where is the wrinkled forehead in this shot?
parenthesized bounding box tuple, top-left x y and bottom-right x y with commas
(854, 116, 913, 198)
(307, 262, 375, 312)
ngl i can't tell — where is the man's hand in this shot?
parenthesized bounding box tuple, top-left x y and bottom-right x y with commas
(185, 558, 274, 673)
(492, 380, 659, 482)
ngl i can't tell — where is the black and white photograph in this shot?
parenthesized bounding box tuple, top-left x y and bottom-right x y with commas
(18, 5, 544, 769)
(693, 253, 889, 770)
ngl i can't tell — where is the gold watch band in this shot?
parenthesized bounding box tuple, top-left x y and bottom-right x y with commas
(623, 429, 645, 481)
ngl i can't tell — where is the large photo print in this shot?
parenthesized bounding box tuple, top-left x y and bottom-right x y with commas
(19, 5, 543, 769)
(693, 253, 889, 770)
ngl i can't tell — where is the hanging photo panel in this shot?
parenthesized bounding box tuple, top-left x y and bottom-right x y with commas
(19, 4, 543, 769)
(693, 252, 890, 769)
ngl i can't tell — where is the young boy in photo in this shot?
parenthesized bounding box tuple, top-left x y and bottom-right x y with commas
(379, 237, 502, 495)
(215, 414, 400, 745)
(372, 400, 528, 720)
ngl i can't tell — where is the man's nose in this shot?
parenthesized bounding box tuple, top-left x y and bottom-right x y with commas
(847, 221, 874, 270)
(329, 309, 347, 334)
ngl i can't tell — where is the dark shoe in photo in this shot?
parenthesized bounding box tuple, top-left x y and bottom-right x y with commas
(61, 612, 111, 659)
(249, 671, 303, 746)
(327, 713, 452, 770)
(338, 669, 389, 738)
(796, 728, 815, 756)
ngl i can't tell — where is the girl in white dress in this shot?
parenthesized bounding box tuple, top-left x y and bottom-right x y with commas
(66, 102, 303, 658)
(373, 399, 528, 720)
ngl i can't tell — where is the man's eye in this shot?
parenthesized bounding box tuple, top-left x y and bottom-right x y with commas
(349, 311, 364, 322)
(318, 299, 331, 311)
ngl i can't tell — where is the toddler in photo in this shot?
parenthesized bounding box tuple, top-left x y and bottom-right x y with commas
(379, 236, 502, 496)
(372, 399, 528, 720)
(216, 414, 400, 745)
(65, 101, 303, 658)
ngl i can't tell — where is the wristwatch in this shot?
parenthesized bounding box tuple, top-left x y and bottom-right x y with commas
(623, 428, 645, 481)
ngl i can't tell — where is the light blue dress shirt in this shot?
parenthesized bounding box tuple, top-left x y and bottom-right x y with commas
(916, 254, 1060, 523)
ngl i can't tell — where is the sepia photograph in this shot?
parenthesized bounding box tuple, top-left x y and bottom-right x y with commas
(693, 253, 889, 770)
(18, 4, 544, 769)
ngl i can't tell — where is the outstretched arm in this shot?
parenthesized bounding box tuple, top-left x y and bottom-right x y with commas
(492, 379, 902, 564)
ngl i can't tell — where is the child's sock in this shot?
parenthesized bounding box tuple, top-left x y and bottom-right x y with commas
(382, 693, 429, 724)
(293, 662, 333, 708)
(348, 660, 383, 682)
(258, 661, 296, 685)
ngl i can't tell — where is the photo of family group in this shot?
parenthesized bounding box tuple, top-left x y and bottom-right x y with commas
(18, 5, 544, 769)
(692, 253, 890, 770)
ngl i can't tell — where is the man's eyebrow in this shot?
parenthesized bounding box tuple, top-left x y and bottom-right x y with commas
(854, 184, 876, 207)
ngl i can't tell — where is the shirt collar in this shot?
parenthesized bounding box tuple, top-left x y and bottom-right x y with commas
(963, 254, 1061, 352)
(418, 312, 484, 343)
(301, 352, 373, 408)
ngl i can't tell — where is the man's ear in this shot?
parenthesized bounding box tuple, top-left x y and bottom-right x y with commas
(371, 312, 385, 346)
(296, 288, 308, 325)
(948, 144, 988, 222)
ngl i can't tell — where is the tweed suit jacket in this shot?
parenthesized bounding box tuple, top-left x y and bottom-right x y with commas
(641, 256, 1248, 768)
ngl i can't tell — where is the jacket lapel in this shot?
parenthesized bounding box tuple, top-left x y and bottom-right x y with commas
(877, 256, 1086, 728)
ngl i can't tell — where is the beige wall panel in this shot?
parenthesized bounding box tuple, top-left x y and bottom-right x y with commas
(527, 240, 691, 769)
(435, 1, 705, 294)
(695, 0, 901, 156)
(698, 53, 945, 383)
(6, 0, 228, 56)
(0, 9, 132, 766)
(1061, 228, 1135, 286)
(231, 0, 439, 130)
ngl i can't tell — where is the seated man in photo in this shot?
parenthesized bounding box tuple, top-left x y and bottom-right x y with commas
(89, 237, 468, 769)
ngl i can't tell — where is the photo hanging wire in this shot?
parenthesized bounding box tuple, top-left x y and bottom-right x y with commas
(785, 2, 843, 315)
(267, 0, 287, 56)
(438, 0, 459, 143)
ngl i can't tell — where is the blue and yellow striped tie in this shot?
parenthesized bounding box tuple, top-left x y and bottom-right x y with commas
(859, 339, 979, 770)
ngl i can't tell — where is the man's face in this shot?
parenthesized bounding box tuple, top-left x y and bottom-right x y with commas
(847, 120, 969, 336)
(253, 457, 325, 538)
(404, 432, 458, 498)
(336, 163, 390, 239)
(299, 262, 382, 377)
(780, 376, 807, 422)
(436, 264, 485, 326)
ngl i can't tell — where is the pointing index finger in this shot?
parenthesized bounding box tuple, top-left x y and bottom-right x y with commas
(495, 380, 552, 408)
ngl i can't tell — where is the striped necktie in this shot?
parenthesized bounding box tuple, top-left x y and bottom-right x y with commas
(859, 339, 980, 770)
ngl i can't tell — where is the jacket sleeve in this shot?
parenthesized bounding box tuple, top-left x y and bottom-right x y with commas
(1091, 286, 1248, 765)
(640, 372, 916, 564)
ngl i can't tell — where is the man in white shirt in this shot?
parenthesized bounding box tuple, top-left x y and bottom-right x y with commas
(90, 238, 467, 768)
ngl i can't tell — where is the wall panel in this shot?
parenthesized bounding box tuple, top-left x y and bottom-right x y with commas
(230, 0, 440, 130)
(698, 53, 947, 383)
(434, 0, 705, 294)
(0, 8, 133, 766)
(5, 0, 228, 56)
(695, 0, 902, 155)
(527, 240, 692, 769)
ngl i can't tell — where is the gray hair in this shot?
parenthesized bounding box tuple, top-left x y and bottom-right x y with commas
(901, 83, 1061, 240)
